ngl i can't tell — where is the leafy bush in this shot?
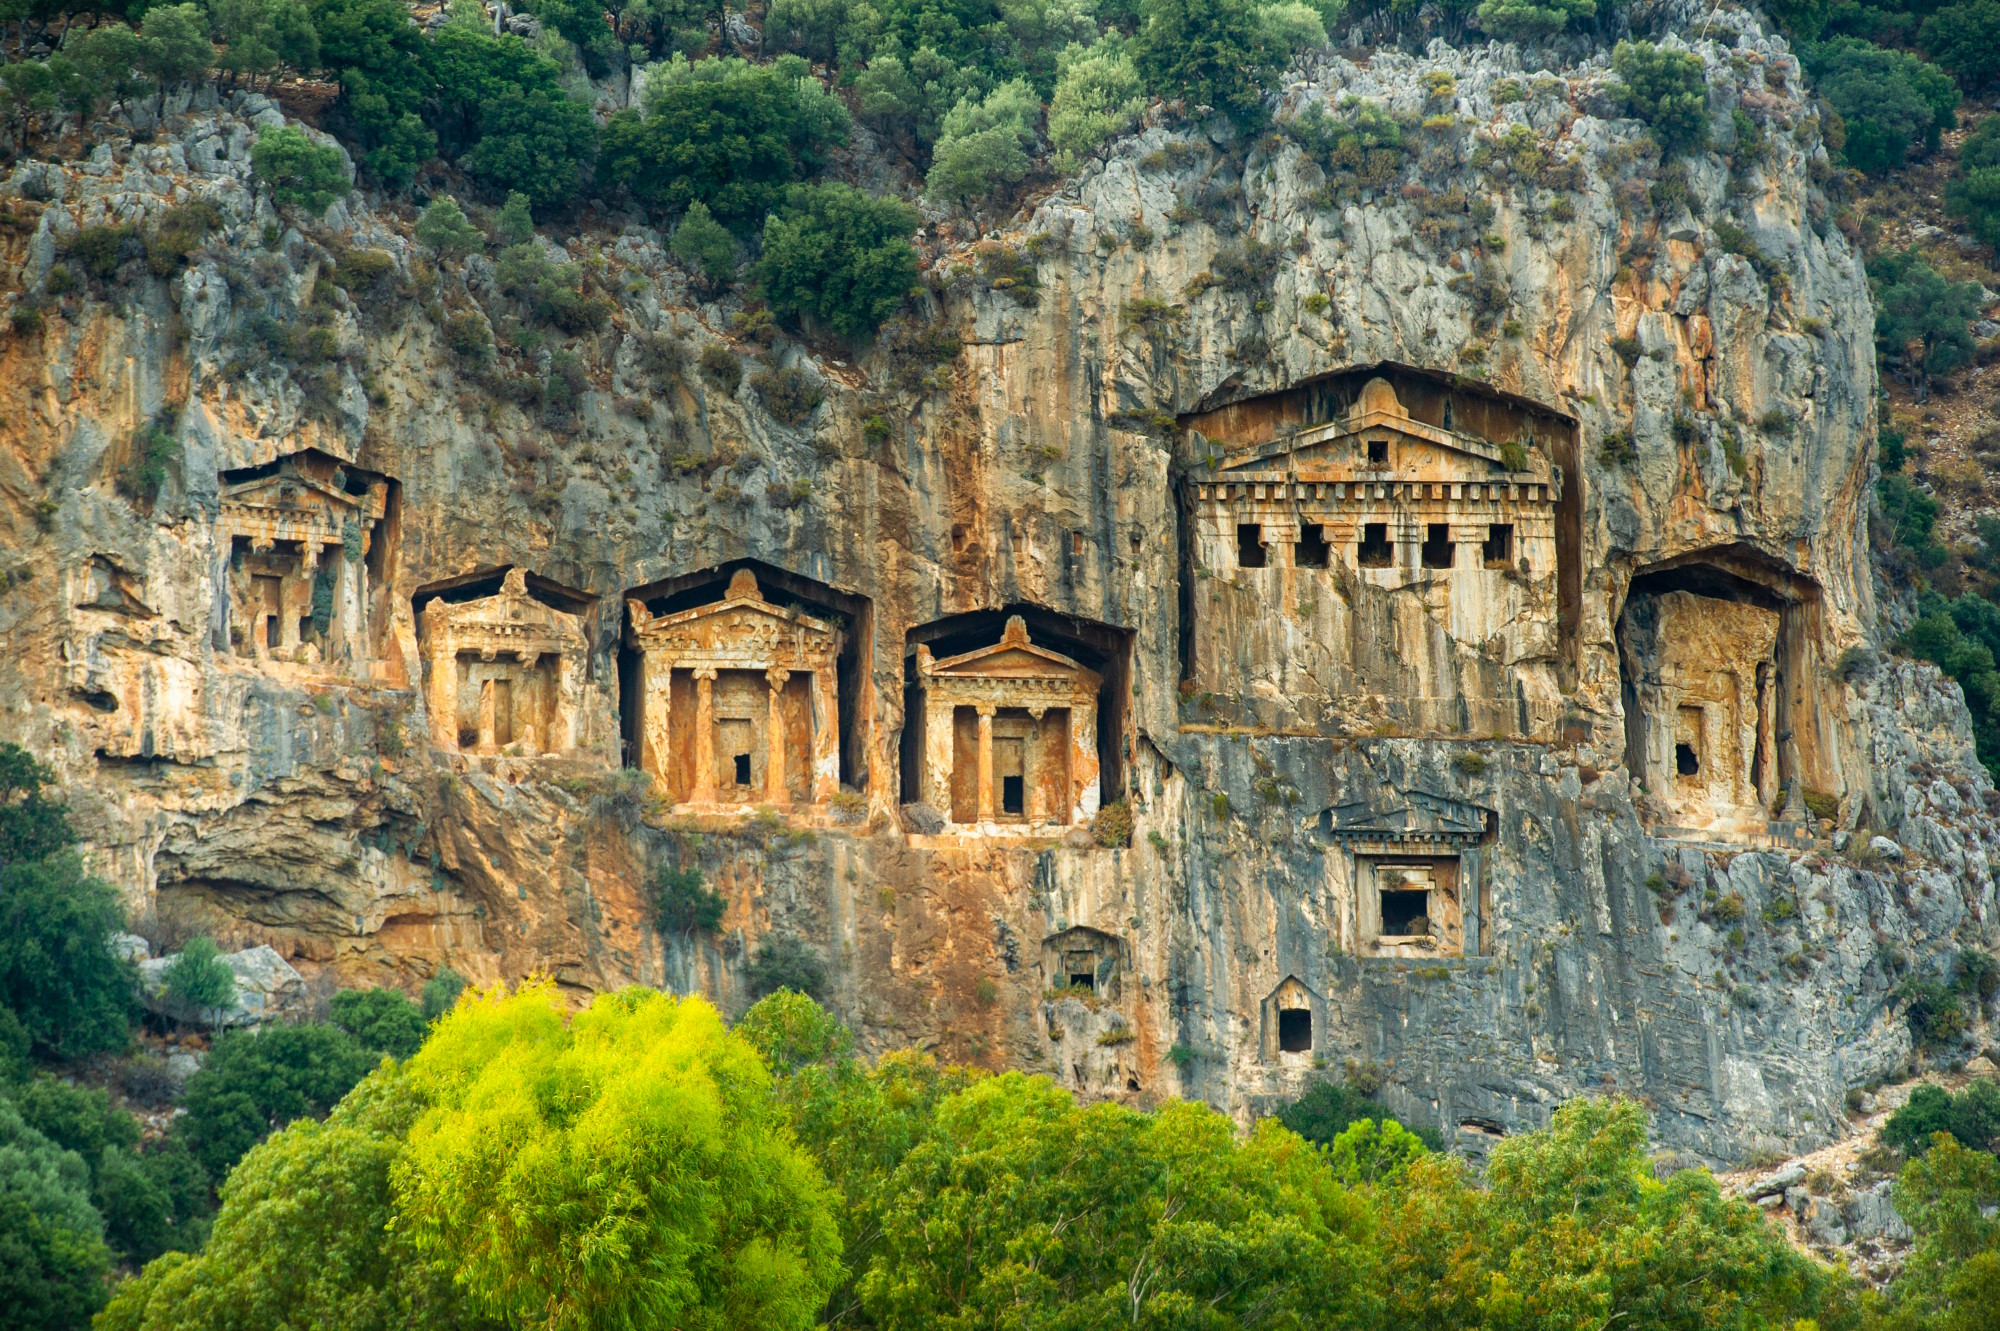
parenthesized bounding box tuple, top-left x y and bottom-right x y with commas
(670, 201, 737, 283)
(1612, 40, 1710, 155)
(9, 1075, 203, 1264)
(414, 195, 484, 259)
(925, 78, 1040, 204)
(1921, 0, 2000, 93)
(600, 56, 851, 233)
(1048, 41, 1145, 171)
(699, 341, 743, 392)
(1132, 0, 1284, 123)
(420, 967, 467, 1021)
(1476, 0, 1594, 40)
(746, 933, 829, 1000)
(0, 1097, 109, 1330)
(329, 987, 427, 1060)
(1803, 38, 1959, 172)
(754, 183, 921, 341)
(1870, 247, 1983, 398)
(495, 242, 613, 332)
(175, 1023, 377, 1183)
(250, 126, 351, 214)
(0, 746, 133, 1060)
(651, 864, 726, 936)
(441, 310, 491, 360)
(1091, 798, 1132, 847)
(1887, 1080, 2000, 1154)
(309, 0, 436, 188)
(162, 936, 235, 1029)
(752, 364, 825, 426)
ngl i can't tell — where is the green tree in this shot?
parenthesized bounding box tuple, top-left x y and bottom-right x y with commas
(97, 1066, 488, 1331)
(753, 182, 920, 340)
(924, 77, 1039, 203)
(1046, 39, 1144, 171)
(0, 744, 74, 868)
(163, 936, 236, 1030)
(854, 1072, 1375, 1328)
(1924, 0, 2000, 92)
(209, 0, 319, 88)
(1891, 1134, 2000, 1321)
(251, 125, 353, 214)
(493, 189, 536, 245)
(0, 855, 135, 1060)
(176, 1022, 377, 1183)
(1131, 0, 1282, 123)
(600, 55, 851, 232)
(137, 3, 214, 111)
(743, 931, 831, 999)
(391, 982, 844, 1330)
(414, 195, 483, 259)
(420, 967, 467, 1021)
(62, 23, 152, 116)
(1871, 246, 1984, 398)
(0, 1097, 110, 1331)
(851, 45, 985, 146)
(650, 860, 728, 934)
(1613, 40, 1710, 154)
(462, 87, 596, 210)
(309, 0, 438, 188)
(329, 987, 427, 1061)
(1805, 37, 1959, 171)
(1476, 0, 1593, 37)
(1886, 1080, 2000, 1155)
(669, 201, 738, 282)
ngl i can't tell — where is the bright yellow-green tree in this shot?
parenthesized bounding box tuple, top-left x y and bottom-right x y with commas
(392, 982, 843, 1331)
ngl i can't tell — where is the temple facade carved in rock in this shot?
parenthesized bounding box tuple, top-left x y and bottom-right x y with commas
(625, 568, 842, 810)
(913, 616, 1102, 832)
(216, 452, 391, 676)
(418, 568, 589, 757)
(1183, 373, 1568, 739)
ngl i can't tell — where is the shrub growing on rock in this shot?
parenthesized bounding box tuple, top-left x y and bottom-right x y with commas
(1804, 37, 1959, 172)
(1047, 41, 1145, 171)
(1886, 1079, 2000, 1154)
(250, 126, 352, 214)
(669, 200, 737, 283)
(1132, 0, 1283, 123)
(754, 183, 921, 341)
(329, 987, 427, 1060)
(1612, 40, 1710, 155)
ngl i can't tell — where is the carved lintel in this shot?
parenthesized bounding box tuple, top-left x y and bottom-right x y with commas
(974, 702, 998, 718)
(767, 666, 792, 691)
(692, 665, 719, 682)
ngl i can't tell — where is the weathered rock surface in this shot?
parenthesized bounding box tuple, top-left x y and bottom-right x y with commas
(136, 943, 307, 1027)
(0, 17, 1995, 1164)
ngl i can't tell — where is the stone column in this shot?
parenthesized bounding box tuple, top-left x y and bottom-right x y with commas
(976, 703, 996, 824)
(692, 667, 717, 804)
(1025, 704, 1048, 824)
(1754, 663, 1777, 809)
(765, 667, 791, 807)
(477, 678, 496, 752)
(643, 651, 673, 783)
(810, 670, 839, 803)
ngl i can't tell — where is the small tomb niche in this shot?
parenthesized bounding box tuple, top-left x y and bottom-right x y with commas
(623, 568, 847, 810)
(1261, 976, 1319, 1060)
(901, 605, 1133, 824)
(217, 452, 394, 673)
(621, 560, 871, 801)
(1041, 926, 1125, 1000)
(415, 568, 592, 757)
(1616, 554, 1820, 839)
(1317, 789, 1486, 958)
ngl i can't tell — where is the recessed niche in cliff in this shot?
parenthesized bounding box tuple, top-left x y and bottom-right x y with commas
(1261, 976, 1319, 1059)
(619, 560, 871, 804)
(1317, 788, 1490, 957)
(1177, 364, 1575, 738)
(413, 568, 595, 758)
(1617, 546, 1828, 841)
(218, 451, 398, 678)
(900, 606, 1132, 830)
(1042, 926, 1124, 1000)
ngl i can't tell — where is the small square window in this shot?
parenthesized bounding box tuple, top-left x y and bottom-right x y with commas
(1295, 523, 1330, 568)
(733, 753, 752, 785)
(1278, 1008, 1312, 1052)
(1358, 523, 1392, 568)
(1421, 523, 1452, 569)
(1483, 523, 1514, 568)
(1367, 438, 1389, 466)
(1002, 774, 1024, 814)
(1237, 523, 1267, 568)
(1380, 889, 1430, 936)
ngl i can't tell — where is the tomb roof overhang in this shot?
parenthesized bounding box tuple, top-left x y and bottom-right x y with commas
(220, 472, 384, 524)
(924, 620, 1101, 691)
(423, 569, 587, 654)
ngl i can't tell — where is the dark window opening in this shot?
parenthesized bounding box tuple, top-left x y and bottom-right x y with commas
(1367, 438, 1388, 466)
(1676, 743, 1700, 776)
(1069, 971, 1095, 992)
(733, 753, 752, 785)
(266, 616, 281, 649)
(1070, 531, 1085, 555)
(1295, 523, 1330, 568)
(1358, 523, 1392, 568)
(1237, 523, 1266, 568)
(1421, 523, 1453, 569)
(1483, 523, 1514, 568)
(1381, 889, 1430, 936)
(297, 617, 311, 644)
(1002, 774, 1024, 815)
(1278, 1008, 1312, 1052)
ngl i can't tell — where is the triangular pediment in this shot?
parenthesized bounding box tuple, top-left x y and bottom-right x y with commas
(1319, 788, 1489, 842)
(1197, 377, 1528, 479)
(221, 472, 366, 513)
(427, 569, 586, 645)
(933, 644, 1078, 678)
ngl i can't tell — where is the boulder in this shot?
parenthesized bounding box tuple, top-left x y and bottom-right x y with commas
(139, 943, 306, 1029)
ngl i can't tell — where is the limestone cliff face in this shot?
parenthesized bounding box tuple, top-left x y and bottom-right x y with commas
(1, 18, 1993, 1162)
